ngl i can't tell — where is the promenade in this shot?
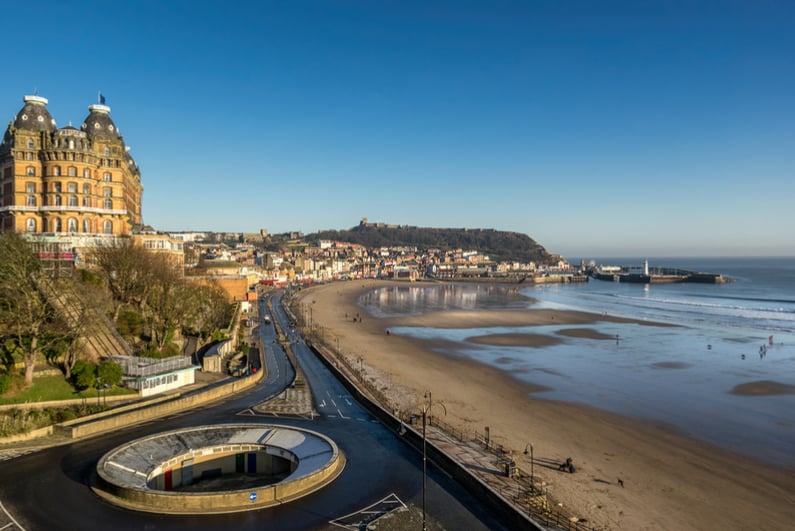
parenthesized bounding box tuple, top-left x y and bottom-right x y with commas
(303, 336, 592, 531)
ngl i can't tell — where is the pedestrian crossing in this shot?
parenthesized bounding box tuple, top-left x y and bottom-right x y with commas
(0, 448, 37, 463)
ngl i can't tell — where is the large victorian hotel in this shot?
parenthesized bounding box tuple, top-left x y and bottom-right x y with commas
(0, 94, 142, 236)
(0, 95, 181, 267)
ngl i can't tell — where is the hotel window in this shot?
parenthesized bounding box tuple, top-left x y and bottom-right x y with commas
(68, 183, 77, 193)
(54, 166, 61, 176)
(55, 195, 62, 206)
(68, 139, 75, 149)
(83, 219, 90, 233)
(27, 140, 34, 149)
(82, 197, 90, 207)
(53, 219, 62, 232)
(83, 184, 91, 194)
(54, 183, 62, 193)
(26, 183, 35, 193)
(26, 167, 35, 176)
(26, 218, 36, 232)
(104, 147, 110, 156)
(26, 153, 33, 161)
(103, 172, 111, 182)
(68, 167, 77, 177)
(103, 220, 112, 234)
(68, 195, 78, 207)
(83, 168, 90, 178)
(104, 199, 113, 209)
(68, 218, 77, 233)
(26, 195, 36, 206)
(103, 187, 111, 197)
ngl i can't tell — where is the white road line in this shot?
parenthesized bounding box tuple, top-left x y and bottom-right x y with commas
(0, 500, 26, 531)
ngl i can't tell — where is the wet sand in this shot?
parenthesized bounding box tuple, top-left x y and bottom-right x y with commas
(295, 279, 795, 531)
(729, 380, 795, 396)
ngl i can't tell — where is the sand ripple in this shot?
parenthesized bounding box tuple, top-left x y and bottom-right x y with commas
(729, 380, 795, 396)
(652, 361, 692, 369)
(555, 327, 615, 340)
(466, 333, 562, 347)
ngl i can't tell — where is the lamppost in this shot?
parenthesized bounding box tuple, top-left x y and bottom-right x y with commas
(524, 443, 534, 492)
(418, 391, 445, 531)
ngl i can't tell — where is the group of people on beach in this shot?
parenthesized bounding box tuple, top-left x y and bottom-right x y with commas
(559, 457, 576, 473)
(738, 335, 775, 360)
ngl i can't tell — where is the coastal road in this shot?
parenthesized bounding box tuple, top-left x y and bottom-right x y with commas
(0, 290, 512, 531)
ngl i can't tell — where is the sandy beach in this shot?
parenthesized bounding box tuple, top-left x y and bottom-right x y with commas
(294, 279, 795, 530)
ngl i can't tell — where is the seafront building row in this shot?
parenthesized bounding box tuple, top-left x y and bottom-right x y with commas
(0, 95, 570, 300)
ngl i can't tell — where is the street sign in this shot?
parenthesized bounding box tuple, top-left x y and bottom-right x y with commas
(249, 492, 257, 502)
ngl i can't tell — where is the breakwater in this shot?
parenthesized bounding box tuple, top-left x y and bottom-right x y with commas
(590, 265, 730, 284)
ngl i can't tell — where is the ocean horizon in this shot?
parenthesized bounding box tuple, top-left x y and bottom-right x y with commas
(360, 256, 795, 466)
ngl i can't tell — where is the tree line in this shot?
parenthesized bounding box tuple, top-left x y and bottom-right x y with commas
(0, 233, 233, 392)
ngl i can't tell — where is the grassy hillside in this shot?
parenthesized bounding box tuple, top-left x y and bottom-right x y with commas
(309, 224, 558, 264)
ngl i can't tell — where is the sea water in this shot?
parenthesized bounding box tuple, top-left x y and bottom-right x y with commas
(360, 257, 795, 466)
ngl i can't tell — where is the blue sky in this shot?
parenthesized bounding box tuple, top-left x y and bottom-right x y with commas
(3, 1, 793, 257)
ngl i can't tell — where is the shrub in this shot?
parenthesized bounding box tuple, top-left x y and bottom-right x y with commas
(97, 361, 123, 387)
(0, 374, 11, 395)
(56, 409, 77, 422)
(72, 360, 97, 390)
(116, 309, 144, 337)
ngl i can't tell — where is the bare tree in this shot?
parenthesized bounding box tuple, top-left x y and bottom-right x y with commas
(0, 233, 69, 385)
(91, 238, 157, 321)
(144, 253, 193, 352)
(182, 280, 231, 343)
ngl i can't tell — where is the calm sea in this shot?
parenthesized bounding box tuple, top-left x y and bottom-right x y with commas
(360, 257, 795, 466)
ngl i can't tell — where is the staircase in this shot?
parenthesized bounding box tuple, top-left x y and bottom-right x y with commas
(39, 278, 134, 360)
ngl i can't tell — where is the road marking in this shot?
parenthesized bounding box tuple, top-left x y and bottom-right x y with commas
(0, 449, 37, 463)
(331, 399, 338, 407)
(0, 500, 26, 531)
(329, 493, 405, 529)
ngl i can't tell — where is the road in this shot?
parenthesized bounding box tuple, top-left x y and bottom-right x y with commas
(0, 290, 513, 531)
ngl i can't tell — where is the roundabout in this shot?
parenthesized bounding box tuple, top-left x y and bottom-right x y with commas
(92, 423, 346, 514)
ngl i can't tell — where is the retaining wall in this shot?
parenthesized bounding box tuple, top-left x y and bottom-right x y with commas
(55, 371, 263, 439)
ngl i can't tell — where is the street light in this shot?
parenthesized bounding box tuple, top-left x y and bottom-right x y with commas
(524, 443, 534, 492)
(418, 391, 445, 531)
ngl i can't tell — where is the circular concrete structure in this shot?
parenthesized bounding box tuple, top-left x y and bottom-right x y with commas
(93, 423, 346, 514)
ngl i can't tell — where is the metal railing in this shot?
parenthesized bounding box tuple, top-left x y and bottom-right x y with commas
(310, 336, 602, 531)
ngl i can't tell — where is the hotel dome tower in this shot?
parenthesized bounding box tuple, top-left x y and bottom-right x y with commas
(0, 94, 142, 237)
